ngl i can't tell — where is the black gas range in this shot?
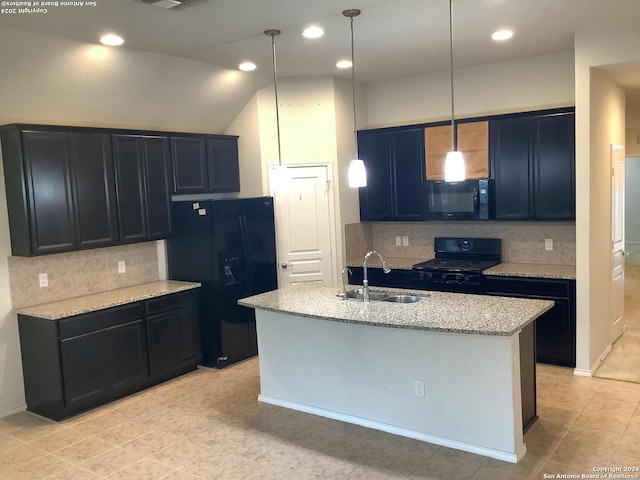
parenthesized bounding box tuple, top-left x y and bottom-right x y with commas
(412, 237, 501, 293)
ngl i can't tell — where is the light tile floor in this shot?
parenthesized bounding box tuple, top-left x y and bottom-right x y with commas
(1, 358, 640, 480)
(595, 264, 640, 382)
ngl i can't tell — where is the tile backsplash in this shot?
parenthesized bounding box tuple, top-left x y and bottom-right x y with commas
(345, 221, 575, 265)
(8, 242, 159, 308)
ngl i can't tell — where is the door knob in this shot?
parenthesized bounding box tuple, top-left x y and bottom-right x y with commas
(281, 262, 288, 269)
(624, 250, 630, 256)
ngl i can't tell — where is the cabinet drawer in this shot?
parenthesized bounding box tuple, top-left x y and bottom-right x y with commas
(59, 303, 144, 339)
(484, 276, 572, 297)
(146, 290, 199, 316)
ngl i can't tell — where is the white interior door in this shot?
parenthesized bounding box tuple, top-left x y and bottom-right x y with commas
(270, 165, 334, 288)
(611, 144, 626, 343)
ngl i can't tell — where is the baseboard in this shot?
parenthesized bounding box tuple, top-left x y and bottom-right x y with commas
(574, 344, 612, 377)
(258, 394, 526, 464)
(0, 404, 26, 420)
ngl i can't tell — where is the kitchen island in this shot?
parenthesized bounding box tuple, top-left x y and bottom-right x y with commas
(239, 284, 553, 463)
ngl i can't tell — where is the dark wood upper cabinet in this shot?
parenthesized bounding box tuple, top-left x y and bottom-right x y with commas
(534, 114, 575, 219)
(1, 128, 118, 256)
(207, 137, 240, 192)
(171, 137, 208, 194)
(171, 135, 240, 194)
(113, 134, 172, 243)
(357, 127, 423, 221)
(68, 133, 119, 249)
(142, 137, 172, 239)
(113, 135, 148, 243)
(22, 131, 76, 255)
(491, 111, 575, 220)
(491, 117, 533, 219)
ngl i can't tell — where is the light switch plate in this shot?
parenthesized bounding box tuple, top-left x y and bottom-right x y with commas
(545, 239, 553, 251)
(402, 236, 409, 246)
(38, 273, 48, 288)
(395, 236, 402, 246)
(118, 260, 126, 274)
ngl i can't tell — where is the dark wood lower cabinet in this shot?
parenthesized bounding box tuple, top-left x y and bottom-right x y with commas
(18, 289, 200, 421)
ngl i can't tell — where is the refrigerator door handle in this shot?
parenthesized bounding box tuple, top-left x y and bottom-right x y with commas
(239, 215, 252, 297)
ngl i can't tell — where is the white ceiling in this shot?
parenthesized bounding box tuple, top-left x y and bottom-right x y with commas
(2, 0, 640, 89)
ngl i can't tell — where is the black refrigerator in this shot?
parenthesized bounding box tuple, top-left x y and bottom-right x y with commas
(167, 197, 277, 368)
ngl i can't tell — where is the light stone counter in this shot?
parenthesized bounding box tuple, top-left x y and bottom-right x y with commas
(483, 263, 576, 280)
(18, 280, 201, 320)
(239, 283, 553, 336)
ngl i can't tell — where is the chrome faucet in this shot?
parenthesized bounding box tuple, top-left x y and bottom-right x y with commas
(340, 266, 352, 300)
(362, 251, 391, 303)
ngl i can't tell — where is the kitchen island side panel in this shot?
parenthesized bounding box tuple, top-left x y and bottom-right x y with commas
(255, 309, 524, 463)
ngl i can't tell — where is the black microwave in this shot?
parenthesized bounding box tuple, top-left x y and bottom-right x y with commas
(423, 179, 490, 220)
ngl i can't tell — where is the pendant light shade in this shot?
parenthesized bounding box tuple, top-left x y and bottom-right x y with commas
(348, 159, 367, 187)
(444, 151, 465, 182)
(343, 8, 366, 188)
(444, 0, 465, 182)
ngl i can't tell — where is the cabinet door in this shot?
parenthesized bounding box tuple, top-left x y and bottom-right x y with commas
(535, 296, 576, 367)
(22, 131, 75, 254)
(457, 121, 489, 179)
(147, 312, 180, 378)
(357, 130, 392, 221)
(142, 136, 172, 239)
(113, 135, 148, 243)
(68, 133, 119, 249)
(533, 113, 575, 219)
(171, 137, 208, 194)
(207, 137, 240, 192)
(103, 319, 149, 393)
(491, 118, 533, 219)
(392, 129, 424, 221)
(176, 304, 201, 365)
(60, 331, 108, 409)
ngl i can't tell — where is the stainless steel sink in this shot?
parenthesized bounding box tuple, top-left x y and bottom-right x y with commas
(338, 290, 426, 303)
(340, 289, 389, 301)
(381, 294, 423, 303)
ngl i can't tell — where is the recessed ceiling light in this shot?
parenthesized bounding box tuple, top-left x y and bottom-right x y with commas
(491, 30, 513, 41)
(239, 62, 257, 72)
(302, 26, 325, 39)
(336, 60, 352, 69)
(100, 34, 124, 46)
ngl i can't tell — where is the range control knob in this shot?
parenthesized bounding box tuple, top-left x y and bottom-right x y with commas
(464, 275, 470, 281)
(426, 272, 432, 279)
(441, 273, 447, 279)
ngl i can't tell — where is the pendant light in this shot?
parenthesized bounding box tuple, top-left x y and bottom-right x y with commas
(265, 29, 285, 190)
(444, 0, 465, 182)
(343, 9, 367, 188)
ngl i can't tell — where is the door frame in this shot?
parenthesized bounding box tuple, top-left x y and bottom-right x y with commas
(268, 162, 338, 286)
(610, 144, 626, 343)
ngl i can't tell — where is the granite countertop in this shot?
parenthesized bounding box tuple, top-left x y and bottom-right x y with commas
(239, 283, 553, 337)
(17, 280, 201, 320)
(483, 263, 576, 280)
(346, 256, 430, 270)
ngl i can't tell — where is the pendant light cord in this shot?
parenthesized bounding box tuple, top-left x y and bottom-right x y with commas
(350, 15, 358, 156)
(265, 30, 283, 167)
(449, 0, 456, 151)
(343, 9, 361, 159)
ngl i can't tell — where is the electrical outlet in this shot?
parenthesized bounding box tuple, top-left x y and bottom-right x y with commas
(118, 260, 126, 274)
(395, 236, 402, 246)
(545, 239, 553, 251)
(38, 273, 48, 288)
(402, 236, 409, 246)
(414, 379, 425, 397)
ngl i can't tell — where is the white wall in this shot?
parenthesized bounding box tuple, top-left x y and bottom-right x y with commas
(333, 78, 367, 264)
(365, 51, 575, 128)
(225, 94, 263, 197)
(574, 28, 638, 374)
